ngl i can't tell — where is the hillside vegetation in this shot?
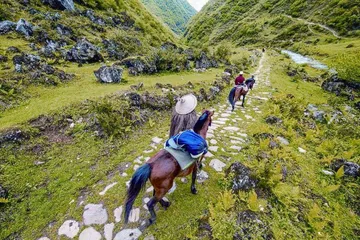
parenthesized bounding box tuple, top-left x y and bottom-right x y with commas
(0, 0, 359, 240)
(184, 0, 360, 47)
(141, 0, 197, 35)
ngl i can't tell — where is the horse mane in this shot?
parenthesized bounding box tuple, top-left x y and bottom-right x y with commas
(193, 111, 211, 133)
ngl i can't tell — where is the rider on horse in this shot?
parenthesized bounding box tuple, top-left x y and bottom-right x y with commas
(235, 71, 248, 92)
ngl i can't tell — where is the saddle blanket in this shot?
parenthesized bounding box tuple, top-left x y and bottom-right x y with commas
(235, 84, 248, 92)
(164, 147, 197, 170)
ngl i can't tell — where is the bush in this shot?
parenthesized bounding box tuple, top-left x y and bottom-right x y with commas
(214, 43, 232, 63)
(331, 53, 360, 83)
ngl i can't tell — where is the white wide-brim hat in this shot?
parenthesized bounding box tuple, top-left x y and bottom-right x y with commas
(240, 71, 244, 75)
(175, 94, 198, 114)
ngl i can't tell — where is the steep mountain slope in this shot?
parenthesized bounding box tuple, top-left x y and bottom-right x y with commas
(141, 0, 197, 35)
(184, 0, 360, 46)
(0, 0, 178, 111)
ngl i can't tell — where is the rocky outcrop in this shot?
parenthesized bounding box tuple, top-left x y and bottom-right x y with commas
(111, 12, 135, 28)
(0, 129, 28, 146)
(322, 74, 360, 97)
(16, 19, 34, 37)
(0, 21, 16, 35)
(82, 9, 105, 25)
(331, 159, 359, 178)
(224, 65, 240, 76)
(102, 39, 127, 60)
(56, 24, 73, 36)
(184, 48, 195, 60)
(12, 53, 74, 84)
(305, 104, 325, 122)
(94, 65, 123, 83)
(40, 40, 64, 58)
(195, 52, 218, 69)
(42, 0, 75, 11)
(120, 57, 157, 75)
(13, 54, 41, 72)
(66, 39, 103, 63)
(225, 162, 258, 193)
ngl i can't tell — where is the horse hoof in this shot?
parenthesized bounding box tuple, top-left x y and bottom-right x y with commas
(148, 218, 156, 226)
(160, 200, 171, 210)
(191, 188, 198, 195)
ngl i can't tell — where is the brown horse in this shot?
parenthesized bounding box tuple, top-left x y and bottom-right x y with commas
(228, 77, 256, 111)
(124, 110, 214, 226)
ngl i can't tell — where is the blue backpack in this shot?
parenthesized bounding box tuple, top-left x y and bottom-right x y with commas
(165, 130, 208, 158)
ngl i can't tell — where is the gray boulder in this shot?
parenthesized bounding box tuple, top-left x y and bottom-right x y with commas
(94, 65, 123, 83)
(305, 104, 325, 122)
(0, 20, 16, 35)
(102, 39, 127, 60)
(331, 159, 359, 178)
(83, 9, 105, 25)
(195, 52, 218, 69)
(208, 86, 220, 100)
(42, 0, 75, 11)
(56, 24, 72, 36)
(13, 54, 41, 72)
(66, 39, 103, 63)
(16, 19, 34, 37)
(120, 57, 157, 75)
(225, 162, 257, 193)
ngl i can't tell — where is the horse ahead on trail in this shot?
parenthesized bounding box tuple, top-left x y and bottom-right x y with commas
(228, 76, 256, 111)
(124, 110, 214, 226)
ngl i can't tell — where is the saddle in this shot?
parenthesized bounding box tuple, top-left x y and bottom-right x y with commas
(235, 84, 248, 92)
(164, 130, 208, 170)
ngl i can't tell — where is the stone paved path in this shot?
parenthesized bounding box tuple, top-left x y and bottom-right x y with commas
(39, 53, 272, 240)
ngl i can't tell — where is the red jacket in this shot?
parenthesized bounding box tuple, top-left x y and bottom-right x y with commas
(235, 75, 245, 85)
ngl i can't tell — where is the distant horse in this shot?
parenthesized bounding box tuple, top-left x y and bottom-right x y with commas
(124, 110, 214, 226)
(228, 77, 256, 111)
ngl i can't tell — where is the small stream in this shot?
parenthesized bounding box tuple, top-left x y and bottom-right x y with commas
(281, 50, 329, 70)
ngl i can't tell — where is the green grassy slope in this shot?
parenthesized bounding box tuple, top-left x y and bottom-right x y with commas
(140, 0, 197, 35)
(184, 0, 360, 47)
(0, 0, 178, 112)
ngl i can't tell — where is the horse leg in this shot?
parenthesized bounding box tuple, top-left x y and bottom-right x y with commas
(242, 94, 246, 107)
(159, 198, 171, 210)
(153, 187, 170, 209)
(146, 197, 158, 225)
(232, 90, 239, 111)
(146, 188, 167, 225)
(191, 165, 198, 194)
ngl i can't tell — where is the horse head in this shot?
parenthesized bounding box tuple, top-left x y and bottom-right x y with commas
(193, 110, 214, 135)
(246, 77, 256, 90)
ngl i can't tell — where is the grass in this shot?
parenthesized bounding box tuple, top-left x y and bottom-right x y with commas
(1, 50, 359, 239)
(0, 63, 229, 239)
(205, 52, 360, 239)
(0, 66, 222, 130)
(290, 38, 360, 83)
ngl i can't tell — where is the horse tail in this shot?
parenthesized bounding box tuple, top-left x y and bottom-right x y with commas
(124, 163, 151, 223)
(228, 87, 236, 107)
